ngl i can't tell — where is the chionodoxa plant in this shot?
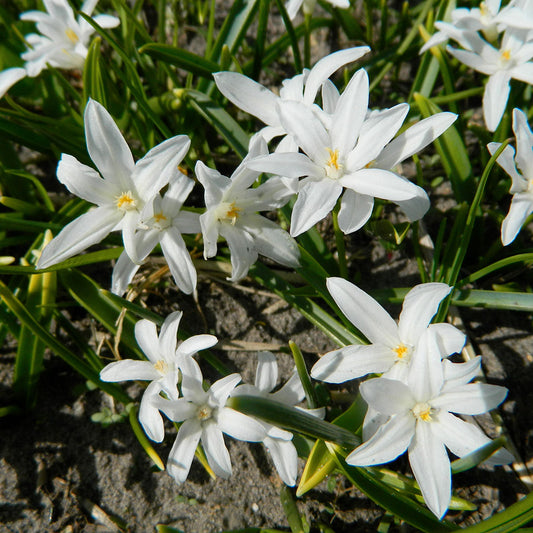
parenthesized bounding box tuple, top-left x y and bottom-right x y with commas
(0, 0, 532, 530)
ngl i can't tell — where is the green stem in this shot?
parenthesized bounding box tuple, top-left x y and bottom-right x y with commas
(304, 13, 311, 68)
(458, 253, 533, 286)
(332, 205, 348, 279)
(289, 340, 318, 409)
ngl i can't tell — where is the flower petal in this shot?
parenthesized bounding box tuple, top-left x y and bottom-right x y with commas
(512, 108, 533, 180)
(398, 283, 451, 346)
(337, 190, 374, 234)
(487, 142, 524, 191)
(217, 407, 266, 442)
(483, 70, 511, 132)
(99, 359, 159, 382)
(340, 169, 421, 201)
(134, 319, 161, 364)
(393, 187, 430, 222)
(431, 383, 508, 414)
(0, 67, 27, 99)
(428, 323, 466, 358)
(326, 277, 399, 346)
(201, 423, 232, 478)
(84, 99, 135, 190)
(441, 357, 482, 391)
(167, 418, 202, 483)
(111, 250, 140, 296)
(37, 206, 121, 269)
(264, 436, 298, 486)
(346, 412, 415, 466)
(195, 160, 230, 207)
(161, 228, 197, 294)
(210, 373, 242, 407)
(272, 373, 304, 405)
(139, 381, 165, 442)
(255, 351, 278, 392)
(501, 193, 533, 245)
(290, 179, 343, 236)
(158, 311, 182, 359)
(246, 152, 321, 179)
(408, 421, 451, 519)
(360, 378, 415, 415)
(220, 224, 258, 281)
(311, 344, 395, 383)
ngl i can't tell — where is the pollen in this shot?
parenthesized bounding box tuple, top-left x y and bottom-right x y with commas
(116, 191, 137, 211)
(226, 202, 241, 224)
(393, 343, 411, 361)
(197, 405, 213, 421)
(412, 402, 434, 422)
(154, 212, 167, 224)
(326, 148, 340, 170)
(501, 49, 511, 62)
(65, 28, 79, 43)
(154, 359, 169, 374)
(479, 1, 487, 15)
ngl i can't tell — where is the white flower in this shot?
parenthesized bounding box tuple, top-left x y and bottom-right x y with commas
(100, 311, 217, 442)
(247, 69, 456, 236)
(0, 0, 120, 98)
(346, 331, 513, 518)
(232, 352, 323, 486)
(154, 361, 267, 483)
(311, 278, 466, 384)
(443, 28, 533, 131)
(37, 99, 191, 269)
(111, 177, 200, 296)
(285, 0, 350, 20)
(196, 136, 300, 281)
(488, 107, 533, 245)
(213, 46, 370, 148)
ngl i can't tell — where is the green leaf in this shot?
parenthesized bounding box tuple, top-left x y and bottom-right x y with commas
(128, 404, 165, 470)
(280, 486, 308, 533)
(139, 43, 220, 78)
(413, 92, 474, 203)
(83, 36, 107, 108)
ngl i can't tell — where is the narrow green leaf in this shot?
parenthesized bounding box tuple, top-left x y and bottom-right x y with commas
(289, 340, 319, 409)
(83, 36, 107, 108)
(280, 486, 307, 533)
(128, 404, 165, 470)
(139, 43, 220, 78)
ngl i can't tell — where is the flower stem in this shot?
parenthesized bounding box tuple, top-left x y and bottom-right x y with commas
(332, 205, 348, 279)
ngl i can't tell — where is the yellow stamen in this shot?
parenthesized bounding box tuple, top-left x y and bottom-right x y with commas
(226, 202, 241, 224)
(393, 343, 409, 359)
(326, 148, 340, 170)
(479, 1, 487, 16)
(501, 49, 511, 62)
(154, 359, 168, 374)
(365, 159, 376, 169)
(65, 28, 79, 43)
(412, 402, 434, 422)
(178, 165, 188, 176)
(197, 405, 213, 421)
(154, 212, 167, 224)
(116, 191, 137, 211)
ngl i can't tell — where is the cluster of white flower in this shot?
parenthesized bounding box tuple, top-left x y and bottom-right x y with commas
(2, 0, 524, 521)
(421, 0, 533, 131)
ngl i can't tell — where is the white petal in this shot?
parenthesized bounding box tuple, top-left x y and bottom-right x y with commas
(214, 71, 281, 127)
(408, 329, 444, 402)
(311, 344, 395, 383)
(331, 68, 369, 156)
(111, 250, 140, 296)
(84, 99, 135, 190)
(161, 173, 195, 214)
(360, 378, 415, 415)
(393, 186, 430, 221)
(91, 14, 120, 28)
(167, 419, 202, 483)
(513, 108, 533, 177)
(246, 152, 321, 179)
(217, 407, 266, 441)
(99, 359, 159, 382)
(255, 351, 278, 392)
(161, 229, 197, 294)
(337, 190, 374, 234)
(347, 103, 409, 170)
(0, 67, 27, 99)
(271, 373, 304, 405)
(195, 160, 229, 207)
(155, 397, 198, 422)
(408, 421, 451, 519)
(441, 357, 482, 391)
(428, 323, 466, 358)
(199, 210, 220, 259)
(139, 381, 165, 442)
(37, 206, 121, 268)
(290, 179, 343, 236)
(158, 311, 182, 359)
(177, 334, 218, 358)
(303, 47, 370, 104)
(174, 211, 201, 234)
(487, 143, 524, 191)
(241, 214, 300, 267)
(201, 423, 232, 478)
(321, 79, 340, 113)
(510, 62, 533, 84)
(340, 169, 420, 201)
(483, 71, 511, 132)
(501, 193, 533, 245)
(432, 411, 512, 465)
(398, 283, 451, 346)
(446, 46, 495, 75)
(121, 210, 142, 263)
(264, 437, 298, 486)
(326, 277, 399, 346)
(277, 100, 330, 162)
(134, 319, 161, 364)
(220, 224, 258, 281)
(375, 113, 457, 170)
(432, 383, 508, 414)
(209, 373, 242, 407)
(346, 413, 415, 466)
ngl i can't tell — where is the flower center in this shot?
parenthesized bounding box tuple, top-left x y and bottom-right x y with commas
(216, 201, 241, 225)
(197, 404, 213, 421)
(116, 191, 137, 211)
(499, 48, 513, 67)
(153, 359, 169, 375)
(479, 1, 488, 16)
(325, 148, 343, 179)
(412, 402, 434, 422)
(65, 28, 79, 44)
(152, 211, 171, 230)
(392, 343, 412, 362)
